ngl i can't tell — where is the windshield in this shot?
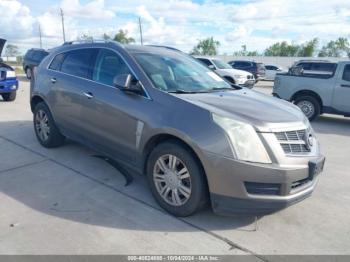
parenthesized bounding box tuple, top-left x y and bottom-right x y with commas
(133, 52, 233, 93)
(212, 59, 232, 70)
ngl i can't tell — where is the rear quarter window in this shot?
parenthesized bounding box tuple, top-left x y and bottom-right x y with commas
(49, 53, 65, 71)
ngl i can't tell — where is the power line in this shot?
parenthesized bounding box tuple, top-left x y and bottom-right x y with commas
(60, 8, 66, 43)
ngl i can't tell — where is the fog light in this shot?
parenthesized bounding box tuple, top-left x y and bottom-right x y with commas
(11, 85, 17, 90)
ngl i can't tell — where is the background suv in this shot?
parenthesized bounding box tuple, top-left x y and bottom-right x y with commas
(31, 41, 324, 217)
(229, 60, 266, 82)
(195, 56, 255, 88)
(23, 48, 49, 79)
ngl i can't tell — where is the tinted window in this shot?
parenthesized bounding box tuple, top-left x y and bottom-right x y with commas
(212, 59, 232, 69)
(342, 65, 350, 82)
(266, 65, 277, 70)
(61, 49, 97, 79)
(49, 53, 65, 71)
(311, 63, 336, 72)
(93, 49, 132, 86)
(234, 61, 251, 68)
(298, 63, 311, 70)
(197, 58, 212, 67)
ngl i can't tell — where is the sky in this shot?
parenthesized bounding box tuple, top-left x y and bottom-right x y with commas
(1, 0, 350, 54)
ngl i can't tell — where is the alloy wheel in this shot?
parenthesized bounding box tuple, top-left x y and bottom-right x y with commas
(35, 109, 50, 142)
(297, 100, 315, 119)
(153, 154, 192, 206)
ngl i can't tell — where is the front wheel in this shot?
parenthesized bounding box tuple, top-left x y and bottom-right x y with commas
(294, 95, 320, 121)
(2, 91, 16, 101)
(147, 141, 208, 217)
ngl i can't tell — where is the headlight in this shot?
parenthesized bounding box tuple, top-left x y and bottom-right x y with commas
(6, 71, 16, 78)
(212, 114, 271, 164)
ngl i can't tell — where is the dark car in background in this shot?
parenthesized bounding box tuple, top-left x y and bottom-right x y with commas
(0, 38, 19, 101)
(23, 48, 49, 79)
(228, 60, 266, 82)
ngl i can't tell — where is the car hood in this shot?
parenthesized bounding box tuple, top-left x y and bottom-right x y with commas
(177, 89, 307, 132)
(216, 68, 252, 77)
(0, 39, 5, 57)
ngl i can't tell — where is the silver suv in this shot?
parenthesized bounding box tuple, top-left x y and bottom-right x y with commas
(31, 41, 325, 216)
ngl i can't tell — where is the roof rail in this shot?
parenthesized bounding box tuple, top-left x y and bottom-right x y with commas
(146, 45, 182, 52)
(62, 39, 122, 47)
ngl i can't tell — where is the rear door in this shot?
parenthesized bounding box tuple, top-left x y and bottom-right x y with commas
(47, 48, 98, 134)
(333, 63, 350, 113)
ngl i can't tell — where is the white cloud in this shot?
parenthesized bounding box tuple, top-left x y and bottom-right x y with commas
(61, 0, 115, 19)
(0, 0, 34, 40)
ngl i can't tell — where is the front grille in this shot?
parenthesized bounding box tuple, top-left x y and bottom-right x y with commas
(291, 177, 311, 190)
(244, 182, 281, 195)
(275, 129, 311, 155)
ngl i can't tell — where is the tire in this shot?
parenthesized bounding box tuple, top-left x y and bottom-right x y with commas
(33, 102, 65, 148)
(2, 91, 16, 101)
(294, 95, 321, 121)
(25, 67, 32, 79)
(146, 141, 208, 217)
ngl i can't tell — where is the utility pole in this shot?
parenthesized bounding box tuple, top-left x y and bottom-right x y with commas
(38, 24, 43, 48)
(138, 17, 143, 45)
(60, 8, 66, 43)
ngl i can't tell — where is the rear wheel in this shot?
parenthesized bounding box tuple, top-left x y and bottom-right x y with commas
(147, 141, 208, 217)
(294, 95, 321, 121)
(25, 67, 32, 79)
(2, 91, 16, 101)
(33, 102, 65, 148)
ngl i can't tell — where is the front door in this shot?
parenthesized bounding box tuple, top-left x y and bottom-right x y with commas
(79, 48, 151, 163)
(333, 64, 350, 113)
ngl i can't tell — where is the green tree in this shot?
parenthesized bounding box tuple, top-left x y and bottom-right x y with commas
(264, 41, 300, 57)
(233, 45, 259, 56)
(297, 38, 318, 57)
(191, 37, 220, 56)
(113, 29, 135, 44)
(318, 37, 350, 57)
(4, 44, 20, 58)
(78, 34, 93, 42)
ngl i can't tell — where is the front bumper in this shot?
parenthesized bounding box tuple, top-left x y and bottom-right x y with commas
(202, 151, 325, 215)
(0, 78, 18, 93)
(241, 79, 255, 88)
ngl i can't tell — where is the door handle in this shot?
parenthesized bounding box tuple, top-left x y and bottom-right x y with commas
(341, 84, 350, 88)
(50, 78, 57, 84)
(83, 92, 94, 99)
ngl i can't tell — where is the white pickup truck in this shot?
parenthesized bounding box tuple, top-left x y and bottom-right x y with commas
(273, 61, 350, 120)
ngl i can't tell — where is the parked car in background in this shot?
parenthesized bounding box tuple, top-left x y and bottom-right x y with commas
(23, 48, 49, 79)
(273, 61, 350, 120)
(265, 65, 286, 80)
(290, 60, 336, 77)
(31, 41, 324, 217)
(228, 60, 266, 82)
(195, 56, 255, 88)
(0, 38, 19, 101)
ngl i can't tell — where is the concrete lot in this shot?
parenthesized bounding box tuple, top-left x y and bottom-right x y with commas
(0, 79, 350, 257)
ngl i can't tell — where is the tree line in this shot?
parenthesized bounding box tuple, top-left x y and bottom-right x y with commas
(3, 31, 350, 59)
(191, 37, 350, 58)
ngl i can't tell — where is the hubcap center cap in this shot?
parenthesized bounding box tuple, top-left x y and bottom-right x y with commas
(164, 170, 180, 189)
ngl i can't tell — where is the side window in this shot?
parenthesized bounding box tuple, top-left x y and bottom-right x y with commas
(49, 53, 65, 71)
(61, 49, 97, 79)
(342, 65, 350, 82)
(92, 49, 132, 86)
(198, 59, 212, 67)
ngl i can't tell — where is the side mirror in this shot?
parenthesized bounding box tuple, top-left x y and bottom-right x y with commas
(208, 64, 215, 70)
(113, 74, 143, 95)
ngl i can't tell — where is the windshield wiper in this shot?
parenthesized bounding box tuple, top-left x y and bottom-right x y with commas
(209, 87, 235, 92)
(168, 89, 209, 94)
